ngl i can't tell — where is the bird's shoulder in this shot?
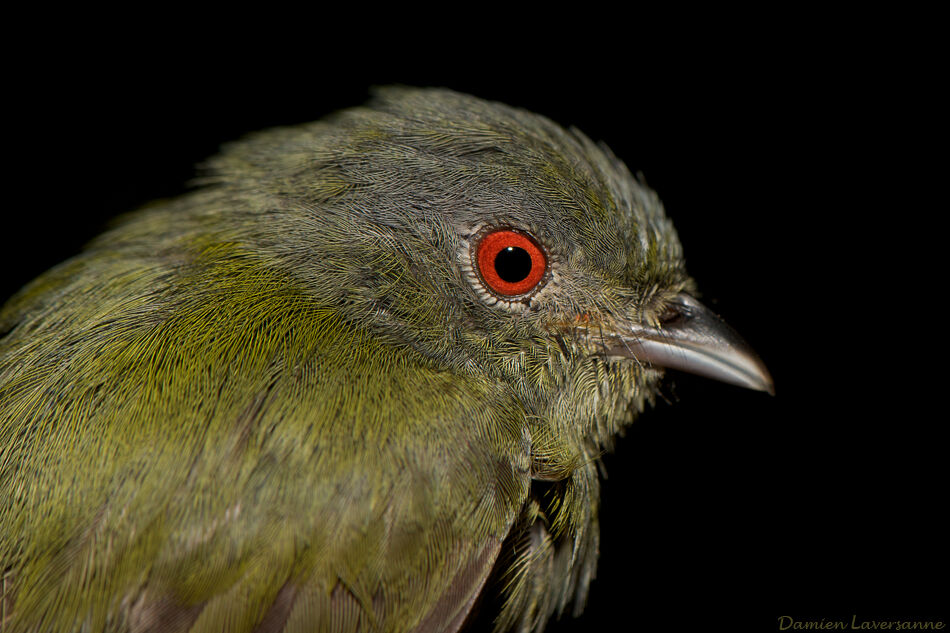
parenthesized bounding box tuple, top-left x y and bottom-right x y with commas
(0, 219, 532, 632)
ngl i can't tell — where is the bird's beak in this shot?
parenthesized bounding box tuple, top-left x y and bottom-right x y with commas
(602, 294, 774, 394)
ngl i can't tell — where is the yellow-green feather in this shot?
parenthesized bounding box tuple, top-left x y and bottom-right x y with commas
(1, 223, 529, 632)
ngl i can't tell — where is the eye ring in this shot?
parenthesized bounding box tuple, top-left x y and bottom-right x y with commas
(474, 228, 547, 297)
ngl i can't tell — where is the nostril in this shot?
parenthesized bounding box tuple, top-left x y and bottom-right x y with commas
(657, 304, 684, 327)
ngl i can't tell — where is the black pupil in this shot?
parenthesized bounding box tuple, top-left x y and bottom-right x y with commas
(494, 246, 532, 283)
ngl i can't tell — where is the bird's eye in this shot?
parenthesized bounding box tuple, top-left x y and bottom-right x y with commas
(475, 229, 547, 296)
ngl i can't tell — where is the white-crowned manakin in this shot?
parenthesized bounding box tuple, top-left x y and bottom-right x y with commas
(0, 87, 772, 633)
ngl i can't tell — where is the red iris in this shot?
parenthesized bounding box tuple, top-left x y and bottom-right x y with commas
(475, 229, 547, 296)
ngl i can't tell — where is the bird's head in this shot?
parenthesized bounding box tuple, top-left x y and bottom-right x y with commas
(202, 87, 771, 461)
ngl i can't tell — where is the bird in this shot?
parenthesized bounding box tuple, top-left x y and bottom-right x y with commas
(0, 87, 772, 633)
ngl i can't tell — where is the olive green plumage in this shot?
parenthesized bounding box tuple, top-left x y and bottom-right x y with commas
(0, 88, 693, 632)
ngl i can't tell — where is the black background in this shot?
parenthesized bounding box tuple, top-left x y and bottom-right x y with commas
(3, 16, 943, 632)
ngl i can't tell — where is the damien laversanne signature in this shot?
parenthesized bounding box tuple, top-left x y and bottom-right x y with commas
(778, 616, 945, 631)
